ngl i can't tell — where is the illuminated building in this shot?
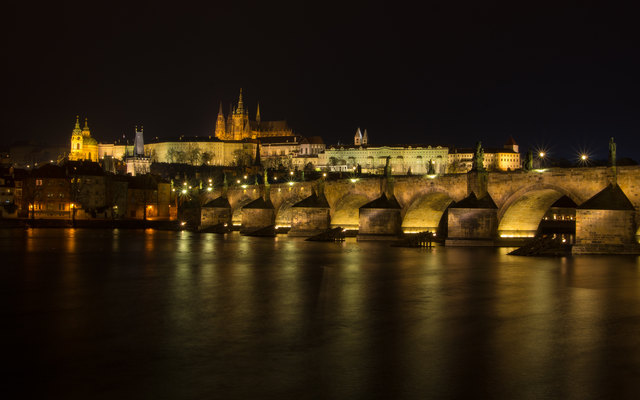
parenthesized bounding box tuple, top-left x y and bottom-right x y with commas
(448, 137, 521, 172)
(214, 89, 294, 140)
(125, 126, 151, 176)
(319, 128, 449, 174)
(68, 116, 99, 162)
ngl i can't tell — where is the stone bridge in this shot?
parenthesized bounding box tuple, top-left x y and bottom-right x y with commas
(201, 166, 640, 236)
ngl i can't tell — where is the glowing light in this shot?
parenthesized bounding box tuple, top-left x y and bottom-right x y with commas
(207, 187, 212, 191)
(288, 182, 294, 186)
(241, 184, 248, 189)
(181, 189, 187, 194)
(289, 171, 294, 176)
(581, 154, 588, 161)
(236, 180, 241, 184)
(183, 182, 187, 186)
(243, 175, 247, 179)
(350, 178, 358, 183)
(180, 221, 186, 226)
(322, 173, 327, 177)
(539, 152, 545, 158)
(172, 188, 175, 192)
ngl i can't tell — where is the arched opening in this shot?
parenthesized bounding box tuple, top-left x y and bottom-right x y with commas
(402, 192, 454, 235)
(498, 188, 574, 238)
(331, 194, 370, 229)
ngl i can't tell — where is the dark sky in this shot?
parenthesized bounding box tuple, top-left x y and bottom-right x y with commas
(4, 0, 639, 160)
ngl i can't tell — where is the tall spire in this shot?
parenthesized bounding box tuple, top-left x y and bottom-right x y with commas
(218, 101, 223, 115)
(256, 102, 261, 124)
(75, 115, 80, 129)
(237, 88, 244, 114)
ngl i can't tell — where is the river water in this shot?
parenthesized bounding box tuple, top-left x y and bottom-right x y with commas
(3, 228, 640, 399)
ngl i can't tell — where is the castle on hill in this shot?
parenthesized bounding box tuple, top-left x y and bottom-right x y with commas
(214, 89, 293, 140)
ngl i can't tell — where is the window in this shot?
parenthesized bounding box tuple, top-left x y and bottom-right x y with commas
(36, 179, 43, 186)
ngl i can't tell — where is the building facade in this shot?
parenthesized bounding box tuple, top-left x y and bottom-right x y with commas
(69, 116, 99, 162)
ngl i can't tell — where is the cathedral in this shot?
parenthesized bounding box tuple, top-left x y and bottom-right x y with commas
(69, 116, 98, 162)
(214, 89, 293, 140)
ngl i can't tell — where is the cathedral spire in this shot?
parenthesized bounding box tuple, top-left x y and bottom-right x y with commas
(237, 88, 244, 114)
(75, 115, 80, 129)
(218, 101, 223, 116)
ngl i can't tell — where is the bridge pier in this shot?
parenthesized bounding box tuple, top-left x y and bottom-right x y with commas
(357, 193, 402, 241)
(289, 189, 331, 237)
(240, 196, 275, 235)
(200, 196, 232, 232)
(572, 184, 640, 254)
(445, 192, 498, 246)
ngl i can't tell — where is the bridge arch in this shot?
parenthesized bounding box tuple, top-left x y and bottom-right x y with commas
(331, 193, 371, 229)
(497, 184, 581, 238)
(401, 191, 455, 234)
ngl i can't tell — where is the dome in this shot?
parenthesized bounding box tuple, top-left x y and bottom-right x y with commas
(83, 136, 98, 146)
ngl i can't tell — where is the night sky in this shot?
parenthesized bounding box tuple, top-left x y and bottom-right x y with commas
(4, 1, 639, 160)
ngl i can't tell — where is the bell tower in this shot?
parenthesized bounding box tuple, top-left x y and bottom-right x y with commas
(69, 115, 83, 161)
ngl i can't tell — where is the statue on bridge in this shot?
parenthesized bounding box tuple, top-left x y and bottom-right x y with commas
(524, 151, 533, 171)
(472, 142, 485, 171)
(609, 137, 616, 167)
(385, 156, 391, 177)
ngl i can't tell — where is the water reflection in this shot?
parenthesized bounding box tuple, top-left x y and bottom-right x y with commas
(3, 229, 640, 399)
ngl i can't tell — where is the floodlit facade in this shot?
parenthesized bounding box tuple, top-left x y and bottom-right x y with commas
(214, 89, 294, 140)
(68, 116, 99, 162)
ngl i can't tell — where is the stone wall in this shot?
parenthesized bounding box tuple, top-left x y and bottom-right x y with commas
(289, 208, 330, 236)
(448, 208, 497, 239)
(201, 207, 231, 228)
(241, 208, 275, 233)
(575, 209, 636, 245)
(359, 208, 402, 236)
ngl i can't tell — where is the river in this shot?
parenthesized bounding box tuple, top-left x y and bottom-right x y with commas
(2, 228, 640, 399)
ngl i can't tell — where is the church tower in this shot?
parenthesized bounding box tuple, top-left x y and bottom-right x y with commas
(354, 127, 363, 146)
(231, 88, 250, 140)
(214, 102, 227, 140)
(69, 115, 83, 161)
(362, 129, 369, 145)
